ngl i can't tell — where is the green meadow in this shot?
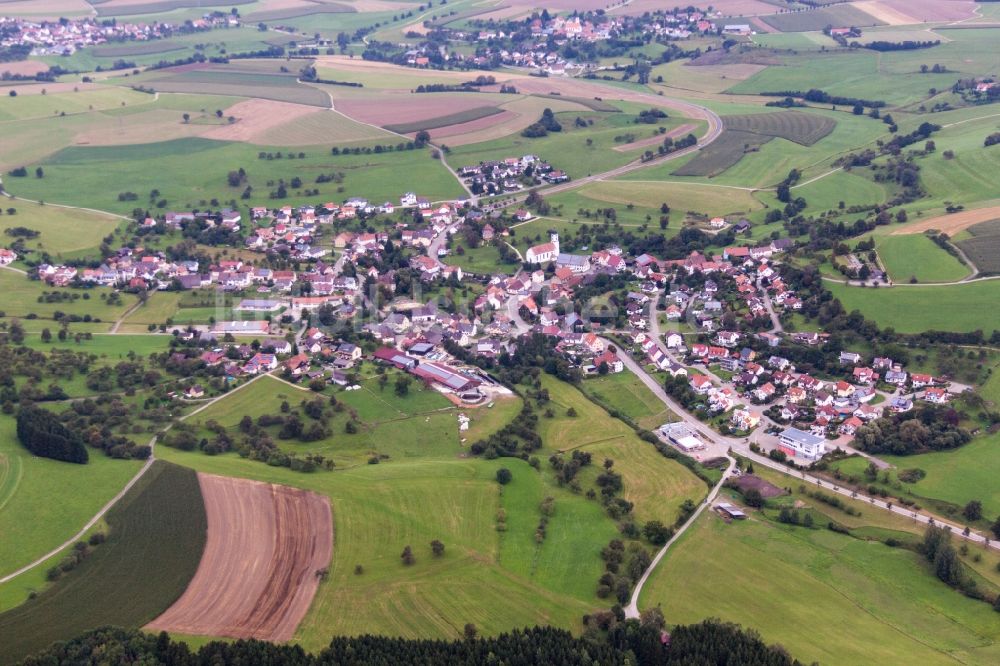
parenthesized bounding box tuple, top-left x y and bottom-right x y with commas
(876, 234, 971, 283)
(642, 506, 1000, 665)
(6, 137, 464, 216)
(150, 372, 703, 648)
(827, 280, 1000, 334)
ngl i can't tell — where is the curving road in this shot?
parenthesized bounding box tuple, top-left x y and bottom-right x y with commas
(604, 333, 1000, 619)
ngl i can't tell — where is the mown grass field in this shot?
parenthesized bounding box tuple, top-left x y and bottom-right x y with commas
(0, 201, 122, 260)
(876, 234, 971, 283)
(442, 244, 518, 275)
(582, 179, 764, 218)
(579, 370, 678, 431)
(6, 137, 464, 216)
(827, 280, 1000, 334)
(0, 270, 135, 326)
(788, 169, 888, 214)
(877, 433, 1000, 520)
(0, 414, 143, 582)
(0, 85, 152, 122)
(137, 65, 332, 108)
(642, 507, 1000, 665)
(0, 461, 206, 664)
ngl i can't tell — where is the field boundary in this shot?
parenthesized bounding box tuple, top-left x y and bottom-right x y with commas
(0, 371, 274, 586)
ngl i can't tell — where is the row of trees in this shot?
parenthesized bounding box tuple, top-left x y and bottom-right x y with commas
(22, 620, 804, 665)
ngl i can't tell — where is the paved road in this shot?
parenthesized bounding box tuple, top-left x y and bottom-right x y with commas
(757, 278, 783, 334)
(604, 334, 1000, 618)
(625, 455, 734, 619)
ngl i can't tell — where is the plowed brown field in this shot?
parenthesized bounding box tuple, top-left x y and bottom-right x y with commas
(146, 474, 332, 641)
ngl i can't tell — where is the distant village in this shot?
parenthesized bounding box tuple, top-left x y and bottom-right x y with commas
(0, 13, 239, 59)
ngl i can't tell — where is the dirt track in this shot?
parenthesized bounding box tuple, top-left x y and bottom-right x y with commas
(146, 474, 332, 641)
(892, 205, 1000, 235)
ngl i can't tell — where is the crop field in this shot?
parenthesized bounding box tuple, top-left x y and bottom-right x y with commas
(0, 461, 206, 664)
(137, 62, 332, 108)
(671, 129, 772, 177)
(722, 111, 836, 146)
(247, 2, 355, 21)
(644, 506, 1000, 665)
(6, 137, 464, 216)
(875, 234, 970, 283)
(384, 106, 505, 134)
(147, 474, 332, 641)
(90, 40, 187, 57)
(761, 4, 884, 32)
(94, 0, 254, 16)
(956, 219, 1000, 274)
(827, 280, 1000, 334)
(0, 201, 122, 259)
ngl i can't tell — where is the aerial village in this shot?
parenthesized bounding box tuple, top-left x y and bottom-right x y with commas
(10, 153, 958, 464)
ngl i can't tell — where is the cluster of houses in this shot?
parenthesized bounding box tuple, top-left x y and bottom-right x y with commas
(0, 248, 17, 266)
(1, 14, 237, 59)
(458, 155, 568, 195)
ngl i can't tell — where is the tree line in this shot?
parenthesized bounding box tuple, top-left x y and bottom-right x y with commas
(16, 405, 88, 464)
(21, 620, 806, 665)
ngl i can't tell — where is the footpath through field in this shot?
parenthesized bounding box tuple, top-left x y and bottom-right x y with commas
(0, 371, 275, 586)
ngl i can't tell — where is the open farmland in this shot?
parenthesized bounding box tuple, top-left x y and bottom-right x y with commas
(147, 474, 332, 641)
(579, 370, 677, 431)
(893, 206, 1000, 237)
(876, 233, 971, 283)
(0, 201, 122, 259)
(247, 2, 355, 21)
(384, 107, 506, 134)
(722, 111, 836, 146)
(6, 137, 464, 215)
(93, 0, 255, 16)
(761, 4, 884, 32)
(0, 461, 206, 664)
(641, 505, 1000, 666)
(671, 129, 772, 177)
(580, 179, 764, 218)
(827, 280, 1000, 334)
(136, 61, 332, 108)
(956, 219, 1000, 274)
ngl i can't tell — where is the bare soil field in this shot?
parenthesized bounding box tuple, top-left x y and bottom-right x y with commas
(0, 61, 49, 77)
(892, 206, 1000, 236)
(852, 0, 920, 26)
(201, 98, 323, 142)
(146, 474, 332, 642)
(613, 123, 697, 152)
(0, 0, 91, 16)
(872, 0, 976, 23)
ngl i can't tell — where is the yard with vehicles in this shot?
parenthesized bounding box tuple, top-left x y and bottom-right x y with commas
(0, 461, 206, 664)
(641, 475, 1000, 666)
